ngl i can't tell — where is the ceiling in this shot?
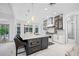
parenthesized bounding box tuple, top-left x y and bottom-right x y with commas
(0, 3, 79, 23)
(11, 3, 79, 21)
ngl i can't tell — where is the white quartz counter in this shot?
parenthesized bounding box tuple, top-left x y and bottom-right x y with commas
(22, 34, 50, 40)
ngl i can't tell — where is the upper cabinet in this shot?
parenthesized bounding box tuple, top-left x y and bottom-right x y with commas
(54, 14, 63, 30)
(43, 20, 47, 30)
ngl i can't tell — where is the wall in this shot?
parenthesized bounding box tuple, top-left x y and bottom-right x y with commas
(0, 3, 16, 41)
(76, 13, 79, 46)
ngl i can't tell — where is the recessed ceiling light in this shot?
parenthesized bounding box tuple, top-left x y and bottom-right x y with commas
(44, 8, 48, 11)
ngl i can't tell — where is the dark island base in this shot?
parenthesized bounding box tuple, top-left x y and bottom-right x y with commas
(27, 46, 48, 56)
(24, 37, 49, 55)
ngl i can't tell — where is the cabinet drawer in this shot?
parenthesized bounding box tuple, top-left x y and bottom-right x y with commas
(28, 45, 41, 54)
(28, 39, 41, 47)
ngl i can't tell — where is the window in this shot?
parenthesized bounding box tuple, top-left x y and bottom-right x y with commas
(29, 25, 33, 32)
(35, 28, 38, 33)
(24, 25, 33, 33)
(24, 25, 28, 33)
(0, 24, 9, 41)
(17, 24, 21, 35)
(35, 25, 39, 33)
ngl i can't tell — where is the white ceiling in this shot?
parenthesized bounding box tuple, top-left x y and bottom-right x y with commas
(11, 3, 79, 21)
(0, 3, 14, 20)
(0, 3, 79, 23)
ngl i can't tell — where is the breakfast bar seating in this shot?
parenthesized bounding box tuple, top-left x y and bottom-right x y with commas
(14, 35, 27, 56)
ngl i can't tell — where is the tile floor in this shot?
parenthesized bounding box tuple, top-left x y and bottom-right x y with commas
(0, 41, 65, 56)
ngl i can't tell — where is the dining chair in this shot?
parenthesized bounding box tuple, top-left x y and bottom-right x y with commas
(14, 35, 27, 56)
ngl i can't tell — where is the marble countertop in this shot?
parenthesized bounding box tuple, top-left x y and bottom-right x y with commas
(22, 34, 50, 40)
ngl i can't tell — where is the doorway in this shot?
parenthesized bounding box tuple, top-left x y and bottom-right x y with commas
(65, 15, 77, 45)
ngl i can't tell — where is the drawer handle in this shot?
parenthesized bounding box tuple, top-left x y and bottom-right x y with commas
(30, 42, 33, 45)
(37, 42, 39, 43)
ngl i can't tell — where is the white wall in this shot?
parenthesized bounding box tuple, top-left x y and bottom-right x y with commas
(76, 13, 79, 46)
(0, 3, 16, 41)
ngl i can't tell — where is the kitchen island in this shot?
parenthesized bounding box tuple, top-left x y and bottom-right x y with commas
(22, 34, 50, 55)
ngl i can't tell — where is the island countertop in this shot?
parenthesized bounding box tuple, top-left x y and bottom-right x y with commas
(22, 34, 50, 40)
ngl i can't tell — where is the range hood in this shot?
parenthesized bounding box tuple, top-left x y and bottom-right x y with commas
(46, 24, 54, 28)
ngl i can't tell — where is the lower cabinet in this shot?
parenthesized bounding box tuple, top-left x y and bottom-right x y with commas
(27, 45, 41, 55)
(41, 37, 48, 49)
(26, 37, 48, 55)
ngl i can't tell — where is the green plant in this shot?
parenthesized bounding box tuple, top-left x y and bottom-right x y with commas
(0, 26, 9, 39)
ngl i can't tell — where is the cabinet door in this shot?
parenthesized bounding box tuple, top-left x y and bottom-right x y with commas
(28, 45, 41, 55)
(28, 39, 41, 47)
(41, 37, 48, 49)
